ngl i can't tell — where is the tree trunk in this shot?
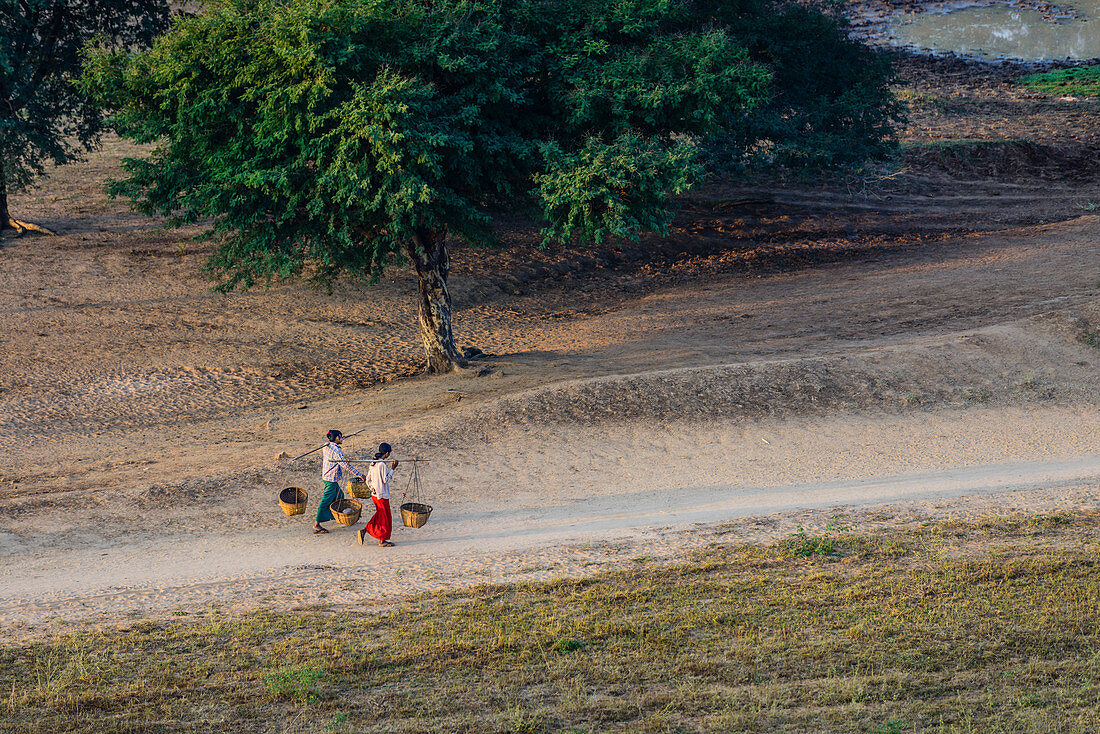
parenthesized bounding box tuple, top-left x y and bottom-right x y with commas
(407, 227, 467, 374)
(0, 158, 54, 236)
(0, 158, 10, 232)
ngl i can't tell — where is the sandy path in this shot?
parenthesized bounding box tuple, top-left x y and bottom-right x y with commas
(4, 404, 1099, 630)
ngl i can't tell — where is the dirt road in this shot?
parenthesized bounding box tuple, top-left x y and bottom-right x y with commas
(3, 403, 1099, 628)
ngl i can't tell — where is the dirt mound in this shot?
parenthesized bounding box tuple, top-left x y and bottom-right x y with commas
(904, 140, 1100, 182)
(412, 311, 1099, 445)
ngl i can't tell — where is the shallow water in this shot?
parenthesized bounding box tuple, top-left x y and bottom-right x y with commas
(887, 0, 1100, 61)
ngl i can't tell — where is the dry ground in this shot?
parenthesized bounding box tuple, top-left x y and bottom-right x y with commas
(1, 56, 1099, 632)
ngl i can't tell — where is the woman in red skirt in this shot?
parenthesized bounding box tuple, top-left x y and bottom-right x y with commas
(360, 442, 399, 547)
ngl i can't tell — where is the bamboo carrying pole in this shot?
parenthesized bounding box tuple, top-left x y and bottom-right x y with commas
(289, 427, 370, 462)
(349, 458, 430, 463)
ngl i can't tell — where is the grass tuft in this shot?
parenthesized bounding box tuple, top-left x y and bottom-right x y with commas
(263, 665, 324, 703)
(552, 638, 587, 653)
(782, 526, 841, 558)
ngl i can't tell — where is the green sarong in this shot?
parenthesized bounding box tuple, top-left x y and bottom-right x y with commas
(316, 480, 344, 523)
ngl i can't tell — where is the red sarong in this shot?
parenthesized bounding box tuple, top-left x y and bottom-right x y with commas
(366, 496, 392, 542)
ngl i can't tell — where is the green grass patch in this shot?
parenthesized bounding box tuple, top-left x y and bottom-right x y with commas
(781, 521, 852, 558)
(263, 665, 325, 703)
(3, 513, 1100, 732)
(1019, 65, 1100, 97)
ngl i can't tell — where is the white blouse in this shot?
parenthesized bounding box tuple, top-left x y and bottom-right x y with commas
(368, 459, 394, 500)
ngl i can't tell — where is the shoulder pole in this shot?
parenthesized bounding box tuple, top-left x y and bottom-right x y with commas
(289, 427, 370, 463)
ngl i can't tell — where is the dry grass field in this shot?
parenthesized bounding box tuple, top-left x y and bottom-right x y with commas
(4, 514, 1100, 732)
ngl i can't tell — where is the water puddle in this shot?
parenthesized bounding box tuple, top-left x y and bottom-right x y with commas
(886, 0, 1100, 60)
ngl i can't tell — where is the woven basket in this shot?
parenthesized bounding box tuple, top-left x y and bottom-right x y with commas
(330, 498, 362, 526)
(346, 478, 372, 499)
(400, 502, 432, 528)
(279, 487, 308, 517)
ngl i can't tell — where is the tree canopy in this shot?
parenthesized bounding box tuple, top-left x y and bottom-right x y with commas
(701, 0, 902, 171)
(84, 0, 899, 372)
(0, 0, 170, 232)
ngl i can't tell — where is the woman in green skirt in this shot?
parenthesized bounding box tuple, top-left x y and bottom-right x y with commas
(313, 429, 365, 534)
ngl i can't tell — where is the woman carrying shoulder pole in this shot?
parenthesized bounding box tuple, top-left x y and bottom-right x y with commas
(360, 442, 399, 547)
(314, 430, 365, 534)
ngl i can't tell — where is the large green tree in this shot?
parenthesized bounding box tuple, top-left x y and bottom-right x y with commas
(0, 0, 170, 233)
(83, 0, 770, 372)
(84, 0, 894, 374)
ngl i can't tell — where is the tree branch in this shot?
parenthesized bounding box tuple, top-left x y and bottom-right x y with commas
(14, 4, 68, 114)
(4, 0, 40, 109)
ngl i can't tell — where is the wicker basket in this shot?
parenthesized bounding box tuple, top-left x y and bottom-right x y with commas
(279, 487, 308, 516)
(330, 498, 362, 526)
(346, 478, 372, 499)
(400, 502, 432, 528)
